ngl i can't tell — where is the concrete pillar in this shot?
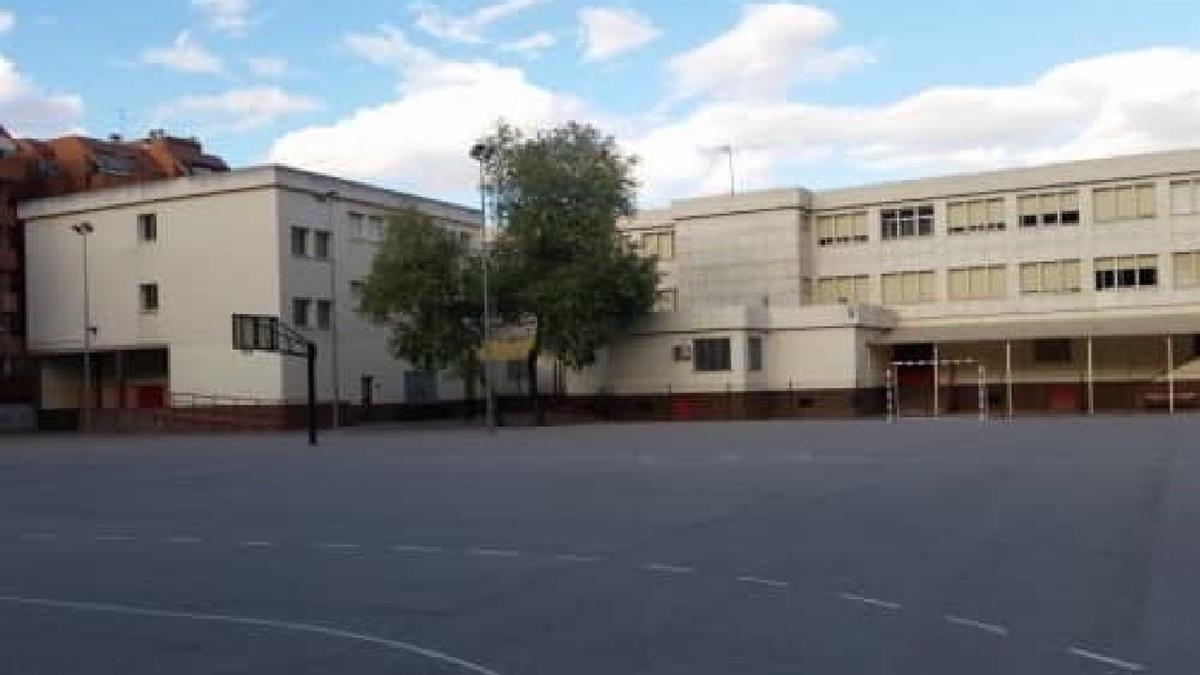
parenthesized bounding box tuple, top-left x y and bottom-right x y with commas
(1086, 336, 1095, 415)
(1005, 339, 1014, 418)
(932, 343, 940, 417)
(1167, 334, 1175, 415)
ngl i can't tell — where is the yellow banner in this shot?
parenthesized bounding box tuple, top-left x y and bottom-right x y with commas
(478, 335, 535, 361)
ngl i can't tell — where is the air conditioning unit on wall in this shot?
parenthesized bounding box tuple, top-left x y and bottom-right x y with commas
(672, 343, 692, 362)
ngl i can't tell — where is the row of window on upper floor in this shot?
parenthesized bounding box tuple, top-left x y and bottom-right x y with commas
(816, 178, 1200, 246)
(806, 250, 1200, 306)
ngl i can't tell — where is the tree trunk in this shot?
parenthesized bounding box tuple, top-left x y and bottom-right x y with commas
(527, 348, 544, 426)
(462, 361, 476, 423)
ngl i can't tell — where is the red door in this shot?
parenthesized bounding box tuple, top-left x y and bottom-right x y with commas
(135, 385, 166, 409)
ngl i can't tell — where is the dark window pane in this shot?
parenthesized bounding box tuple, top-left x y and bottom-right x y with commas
(1021, 214, 1038, 226)
(1061, 210, 1080, 224)
(1138, 267, 1157, 287)
(1042, 212, 1059, 224)
(1118, 269, 1137, 287)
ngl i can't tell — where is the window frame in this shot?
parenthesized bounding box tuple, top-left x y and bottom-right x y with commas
(1094, 183, 1156, 223)
(290, 226, 309, 257)
(138, 282, 159, 314)
(315, 299, 332, 330)
(816, 211, 869, 246)
(747, 335, 763, 372)
(292, 297, 311, 328)
(313, 230, 331, 260)
(693, 337, 732, 372)
(882, 270, 936, 305)
(1174, 250, 1200, 288)
(881, 205, 934, 241)
(1094, 255, 1159, 291)
(137, 213, 157, 243)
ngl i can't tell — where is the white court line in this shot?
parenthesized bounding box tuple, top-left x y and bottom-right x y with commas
(1067, 646, 1146, 672)
(470, 548, 521, 558)
(165, 536, 203, 544)
(838, 592, 902, 611)
(642, 563, 695, 575)
(389, 544, 443, 554)
(943, 614, 1009, 636)
(315, 543, 362, 551)
(94, 535, 134, 542)
(239, 541, 276, 548)
(555, 554, 602, 563)
(19, 533, 60, 541)
(0, 594, 505, 675)
(736, 576, 789, 589)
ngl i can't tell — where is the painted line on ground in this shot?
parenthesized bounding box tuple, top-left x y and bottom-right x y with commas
(943, 614, 1009, 636)
(93, 535, 134, 542)
(838, 591, 902, 611)
(554, 553, 602, 563)
(239, 541, 276, 548)
(18, 533, 60, 541)
(165, 536, 203, 544)
(314, 543, 362, 552)
(470, 548, 521, 558)
(735, 576, 790, 589)
(642, 563, 695, 575)
(0, 594, 506, 675)
(1067, 646, 1146, 672)
(389, 544, 443, 554)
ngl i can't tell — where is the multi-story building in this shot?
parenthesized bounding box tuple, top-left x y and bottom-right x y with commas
(570, 149, 1200, 417)
(19, 165, 480, 429)
(0, 127, 228, 428)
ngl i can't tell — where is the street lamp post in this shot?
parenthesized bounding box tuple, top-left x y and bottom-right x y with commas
(469, 142, 496, 433)
(322, 189, 341, 427)
(71, 222, 94, 431)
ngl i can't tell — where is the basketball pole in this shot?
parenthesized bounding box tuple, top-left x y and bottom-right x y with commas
(307, 343, 318, 446)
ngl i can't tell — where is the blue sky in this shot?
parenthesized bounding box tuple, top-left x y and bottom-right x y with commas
(1, 0, 1197, 207)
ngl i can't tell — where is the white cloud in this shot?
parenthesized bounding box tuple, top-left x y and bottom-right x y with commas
(578, 6, 659, 62)
(0, 55, 83, 136)
(271, 26, 584, 193)
(247, 55, 287, 77)
(667, 3, 873, 101)
(631, 47, 1200, 203)
(191, 0, 253, 37)
(141, 31, 224, 74)
(0, 10, 15, 33)
(499, 31, 556, 58)
(412, 0, 540, 44)
(158, 86, 319, 132)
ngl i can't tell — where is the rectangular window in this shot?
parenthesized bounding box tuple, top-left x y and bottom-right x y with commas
(653, 288, 678, 312)
(1094, 183, 1156, 222)
(816, 211, 868, 245)
(1017, 190, 1079, 227)
(747, 336, 763, 372)
(292, 297, 311, 327)
(947, 264, 1006, 300)
(137, 213, 157, 242)
(815, 275, 871, 304)
(1019, 260, 1082, 294)
(881, 270, 936, 304)
(316, 299, 332, 329)
(313, 231, 331, 259)
(1094, 255, 1159, 291)
(641, 230, 676, 259)
(693, 337, 732, 372)
(948, 198, 1005, 234)
(348, 212, 365, 238)
(138, 283, 159, 313)
(1175, 251, 1200, 288)
(290, 226, 309, 257)
(368, 215, 384, 240)
(1170, 178, 1200, 215)
(881, 205, 934, 240)
(1034, 338, 1073, 363)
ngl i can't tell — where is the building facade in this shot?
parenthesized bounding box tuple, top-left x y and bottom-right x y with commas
(1, 127, 227, 427)
(569, 149, 1200, 417)
(20, 165, 479, 429)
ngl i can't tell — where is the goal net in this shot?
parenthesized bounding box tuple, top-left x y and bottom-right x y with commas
(885, 358, 988, 421)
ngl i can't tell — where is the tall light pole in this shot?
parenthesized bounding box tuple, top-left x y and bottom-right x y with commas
(322, 189, 342, 427)
(717, 144, 735, 195)
(71, 222, 94, 431)
(469, 142, 496, 433)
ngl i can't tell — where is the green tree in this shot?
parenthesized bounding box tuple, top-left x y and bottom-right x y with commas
(485, 121, 657, 424)
(356, 208, 486, 417)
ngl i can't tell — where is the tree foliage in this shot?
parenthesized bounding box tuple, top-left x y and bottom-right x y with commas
(357, 208, 484, 377)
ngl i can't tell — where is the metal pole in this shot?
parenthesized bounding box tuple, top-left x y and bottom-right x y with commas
(932, 344, 940, 417)
(325, 191, 341, 427)
(478, 158, 496, 433)
(726, 145, 735, 196)
(1005, 339, 1013, 418)
(79, 227, 92, 432)
(1086, 336, 1094, 415)
(885, 365, 894, 422)
(307, 343, 318, 445)
(1166, 334, 1175, 415)
(978, 365, 986, 422)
